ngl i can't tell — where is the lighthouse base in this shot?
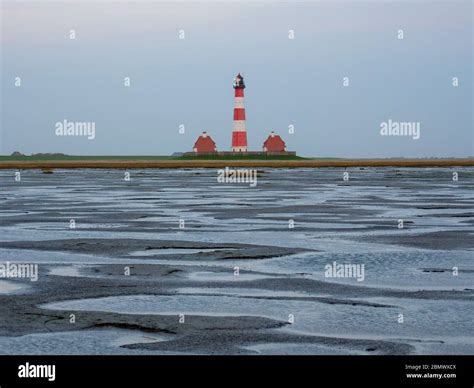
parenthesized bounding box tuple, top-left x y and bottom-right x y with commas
(231, 147, 248, 152)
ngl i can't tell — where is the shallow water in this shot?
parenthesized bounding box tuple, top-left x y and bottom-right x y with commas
(0, 167, 473, 354)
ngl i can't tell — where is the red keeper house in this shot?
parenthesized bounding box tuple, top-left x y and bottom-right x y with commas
(262, 131, 286, 152)
(193, 132, 217, 153)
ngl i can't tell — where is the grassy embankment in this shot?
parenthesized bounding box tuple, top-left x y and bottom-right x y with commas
(0, 155, 175, 161)
(0, 155, 472, 169)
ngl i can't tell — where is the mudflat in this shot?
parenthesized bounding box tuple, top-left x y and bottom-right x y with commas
(0, 167, 472, 355)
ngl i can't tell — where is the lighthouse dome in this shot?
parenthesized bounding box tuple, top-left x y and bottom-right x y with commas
(233, 73, 245, 89)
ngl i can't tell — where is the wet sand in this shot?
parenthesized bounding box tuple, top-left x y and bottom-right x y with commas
(0, 167, 472, 355)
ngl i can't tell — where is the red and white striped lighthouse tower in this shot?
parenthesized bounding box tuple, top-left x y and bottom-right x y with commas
(231, 73, 248, 152)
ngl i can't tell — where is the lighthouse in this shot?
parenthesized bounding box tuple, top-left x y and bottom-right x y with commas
(231, 73, 248, 152)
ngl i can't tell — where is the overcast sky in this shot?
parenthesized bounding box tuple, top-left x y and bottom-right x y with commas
(1, 0, 472, 157)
